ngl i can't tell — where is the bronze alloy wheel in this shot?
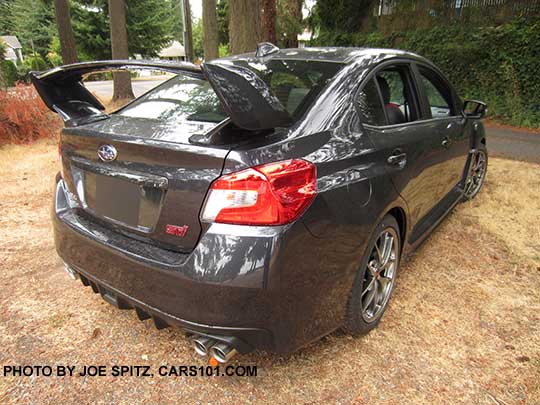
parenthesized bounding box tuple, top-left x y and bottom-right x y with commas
(464, 149, 487, 200)
(361, 227, 399, 323)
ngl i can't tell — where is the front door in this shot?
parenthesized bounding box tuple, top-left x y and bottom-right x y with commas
(414, 64, 469, 196)
(357, 62, 453, 239)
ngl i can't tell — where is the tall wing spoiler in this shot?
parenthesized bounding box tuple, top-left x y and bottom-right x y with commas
(30, 60, 202, 127)
(31, 59, 292, 130)
(201, 61, 292, 130)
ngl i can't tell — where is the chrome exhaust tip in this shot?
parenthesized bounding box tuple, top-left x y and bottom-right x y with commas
(210, 342, 238, 363)
(192, 336, 217, 356)
(63, 263, 77, 280)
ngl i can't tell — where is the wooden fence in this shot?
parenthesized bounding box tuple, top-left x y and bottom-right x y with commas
(374, 0, 540, 21)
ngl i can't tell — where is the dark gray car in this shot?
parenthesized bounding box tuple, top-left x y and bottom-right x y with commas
(32, 44, 488, 363)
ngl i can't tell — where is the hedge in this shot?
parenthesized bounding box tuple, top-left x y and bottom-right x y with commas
(0, 60, 18, 88)
(311, 18, 540, 127)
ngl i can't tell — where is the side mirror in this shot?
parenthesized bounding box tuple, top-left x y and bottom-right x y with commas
(463, 100, 487, 119)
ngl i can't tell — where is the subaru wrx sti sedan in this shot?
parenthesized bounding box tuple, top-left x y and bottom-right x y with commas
(32, 44, 488, 363)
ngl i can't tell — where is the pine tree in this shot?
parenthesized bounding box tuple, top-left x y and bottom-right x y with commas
(11, 0, 55, 58)
(70, 0, 175, 60)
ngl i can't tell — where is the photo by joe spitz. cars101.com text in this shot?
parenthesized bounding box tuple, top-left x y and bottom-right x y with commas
(31, 43, 488, 363)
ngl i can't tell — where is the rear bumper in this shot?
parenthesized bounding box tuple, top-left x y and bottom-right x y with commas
(53, 177, 358, 353)
(54, 177, 281, 351)
(65, 263, 269, 353)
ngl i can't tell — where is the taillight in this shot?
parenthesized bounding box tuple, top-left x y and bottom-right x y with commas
(201, 159, 317, 226)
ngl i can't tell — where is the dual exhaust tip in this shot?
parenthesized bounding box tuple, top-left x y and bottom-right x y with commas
(192, 335, 238, 363)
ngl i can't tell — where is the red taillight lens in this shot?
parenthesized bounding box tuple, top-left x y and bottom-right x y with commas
(201, 159, 317, 225)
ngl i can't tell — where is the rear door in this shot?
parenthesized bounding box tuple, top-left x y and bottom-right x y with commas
(357, 61, 453, 239)
(413, 64, 469, 195)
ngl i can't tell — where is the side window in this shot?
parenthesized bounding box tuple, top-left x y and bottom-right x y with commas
(418, 68, 454, 118)
(355, 78, 387, 126)
(374, 66, 419, 125)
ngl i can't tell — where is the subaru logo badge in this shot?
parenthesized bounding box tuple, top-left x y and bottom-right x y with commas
(97, 144, 117, 162)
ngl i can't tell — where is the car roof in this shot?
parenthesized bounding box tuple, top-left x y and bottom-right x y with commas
(217, 47, 430, 65)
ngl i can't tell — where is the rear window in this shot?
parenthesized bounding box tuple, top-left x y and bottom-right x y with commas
(119, 73, 227, 123)
(232, 59, 343, 119)
(118, 60, 342, 124)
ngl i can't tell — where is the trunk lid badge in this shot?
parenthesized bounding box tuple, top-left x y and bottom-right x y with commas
(98, 144, 118, 162)
(166, 225, 189, 237)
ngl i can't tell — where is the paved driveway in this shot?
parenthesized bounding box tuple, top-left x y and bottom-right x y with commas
(486, 126, 540, 163)
(84, 78, 167, 99)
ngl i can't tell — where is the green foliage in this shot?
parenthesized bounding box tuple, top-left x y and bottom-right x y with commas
(125, 0, 175, 57)
(11, 0, 55, 59)
(22, 54, 47, 71)
(218, 43, 229, 58)
(311, 0, 374, 33)
(216, 0, 229, 46)
(170, 0, 184, 41)
(46, 37, 63, 67)
(192, 18, 204, 60)
(311, 18, 540, 127)
(12, 54, 48, 83)
(0, 60, 18, 87)
(0, 0, 16, 34)
(71, 0, 175, 60)
(276, 0, 303, 47)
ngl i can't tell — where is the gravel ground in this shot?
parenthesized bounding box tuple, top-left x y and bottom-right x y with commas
(0, 140, 539, 404)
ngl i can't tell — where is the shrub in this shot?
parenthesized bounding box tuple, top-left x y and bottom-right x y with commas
(0, 84, 62, 145)
(0, 60, 18, 88)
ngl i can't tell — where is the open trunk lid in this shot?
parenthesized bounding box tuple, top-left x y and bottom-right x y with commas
(32, 60, 294, 252)
(59, 115, 229, 252)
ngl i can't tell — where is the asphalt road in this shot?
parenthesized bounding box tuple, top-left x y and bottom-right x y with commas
(84, 79, 540, 163)
(485, 126, 540, 163)
(84, 78, 166, 98)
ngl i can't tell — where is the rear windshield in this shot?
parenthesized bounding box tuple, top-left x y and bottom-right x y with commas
(119, 73, 227, 123)
(118, 60, 342, 124)
(232, 59, 344, 119)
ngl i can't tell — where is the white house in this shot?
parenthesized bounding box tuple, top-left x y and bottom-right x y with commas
(298, 29, 314, 48)
(1, 36, 23, 63)
(158, 40, 186, 61)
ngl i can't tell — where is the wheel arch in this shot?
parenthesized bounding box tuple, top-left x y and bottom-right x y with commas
(386, 206, 407, 251)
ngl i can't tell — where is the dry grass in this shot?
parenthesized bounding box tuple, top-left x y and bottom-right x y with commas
(0, 141, 539, 403)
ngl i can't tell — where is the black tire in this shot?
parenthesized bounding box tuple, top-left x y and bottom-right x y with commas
(343, 214, 401, 336)
(462, 145, 488, 201)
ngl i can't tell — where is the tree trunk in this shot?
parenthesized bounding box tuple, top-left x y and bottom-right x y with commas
(261, 0, 276, 44)
(182, 0, 194, 62)
(108, 0, 134, 102)
(282, 0, 302, 48)
(54, 0, 78, 64)
(229, 0, 260, 55)
(202, 0, 219, 60)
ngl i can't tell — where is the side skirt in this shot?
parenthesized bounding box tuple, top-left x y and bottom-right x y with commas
(407, 185, 464, 250)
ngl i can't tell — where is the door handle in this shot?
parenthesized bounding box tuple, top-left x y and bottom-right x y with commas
(442, 136, 451, 148)
(387, 150, 407, 169)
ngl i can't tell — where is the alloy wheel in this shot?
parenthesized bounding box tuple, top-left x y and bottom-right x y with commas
(361, 227, 399, 323)
(464, 150, 487, 199)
